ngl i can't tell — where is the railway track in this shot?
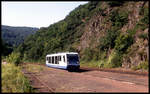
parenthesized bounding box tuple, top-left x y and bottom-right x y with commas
(23, 62, 148, 76)
(81, 67, 148, 76)
(22, 69, 54, 92)
(21, 63, 148, 92)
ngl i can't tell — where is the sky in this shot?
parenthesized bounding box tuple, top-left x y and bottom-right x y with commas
(2, 1, 88, 28)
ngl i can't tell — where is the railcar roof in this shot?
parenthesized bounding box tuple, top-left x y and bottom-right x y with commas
(46, 52, 78, 56)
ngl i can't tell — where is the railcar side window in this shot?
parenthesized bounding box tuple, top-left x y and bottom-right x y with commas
(55, 56, 57, 64)
(57, 56, 59, 64)
(59, 56, 61, 61)
(58, 56, 60, 61)
(63, 56, 65, 62)
(52, 56, 54, 64)
(48, 57, 49, 63)
(47, 57, 48, 61)
(49, 57, 51, 63)
(58, 56, 61, 61)
(55, 56, 56, 64)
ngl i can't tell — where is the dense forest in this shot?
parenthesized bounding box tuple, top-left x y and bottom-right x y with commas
(1, 25, 39, 56)
(10, 1, 149, 70)
(2, 25, 39, 47)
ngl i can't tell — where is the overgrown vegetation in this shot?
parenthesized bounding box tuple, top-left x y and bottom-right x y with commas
(137, 6, 149, 30)
(2, 63, 33, 93)
(6, 52, 21, 66)
(25, 64, 43, 73)
(114, 33, 133, 54)
(131, 61, 149, 71)
(99, 51, 122, 68)
(138, 33, 148, 40)
(80, 60, 100, 68)
(1, 39, 13, 56)
(107, 1, 124, 7)
(109, 9, 128, 28)
(99, 29, 120, 51)
(2, 52, 35, 93)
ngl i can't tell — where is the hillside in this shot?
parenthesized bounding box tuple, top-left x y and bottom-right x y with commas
(15, 1, 149, 70)
(2, 25, 39, 46)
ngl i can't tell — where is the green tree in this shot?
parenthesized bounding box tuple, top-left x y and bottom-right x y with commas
(99, 29, 120, 50)
(109, 9, 128, 28)
(114, 33, 133, 54)
(107, 1, 124, 7)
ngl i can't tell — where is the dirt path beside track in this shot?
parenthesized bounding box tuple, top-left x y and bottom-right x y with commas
(22, 63, 149, 93)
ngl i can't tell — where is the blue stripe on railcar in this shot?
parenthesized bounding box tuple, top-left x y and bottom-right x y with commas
(46, 64, 67, 69)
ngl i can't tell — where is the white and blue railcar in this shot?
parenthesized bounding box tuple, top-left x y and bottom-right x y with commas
(46, 52, 80, 70)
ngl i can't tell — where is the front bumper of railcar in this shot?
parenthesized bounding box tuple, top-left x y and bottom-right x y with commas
(67, 64, 80, 71)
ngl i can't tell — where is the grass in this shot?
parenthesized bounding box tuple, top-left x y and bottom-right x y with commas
(131, 61, 149, 71)
(25, 64, 44, 73)
(2, 63, 34, 93)
(138, 33, 148, 40)
(6, 52, 21, 66)
(80, 60, 100, 68)
(80, 50, 122, 69)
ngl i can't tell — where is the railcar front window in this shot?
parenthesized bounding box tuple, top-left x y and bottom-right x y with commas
(67, 54, 79, 64)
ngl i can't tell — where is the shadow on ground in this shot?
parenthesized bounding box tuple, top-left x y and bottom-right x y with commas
(68, 68, 91, 73)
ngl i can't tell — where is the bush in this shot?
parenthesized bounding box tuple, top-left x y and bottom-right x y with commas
(131, 61, 148, 71)
(137, 61, 149, 70)
(92, 50, 100, 61)
(2, 39, 13, 56)
(25, 64, 43, 73)
(141, 8, 149, 25)
(107, 1, 124, 7)
(99, 50, 107, 61)
(6, 52, 21, 66)
(127, 28, 137, 36)
(137, 8, 149, 30)
(82, 48, 94, 61)
(115, 33, 133, 54)
(109, 9, 128, 28)
(99, 29, 120, 50)
(138, 33, 148, 40)
(2, 63, 33, 93)
(88, 1, 99, 11)
(98, 59, 106, 68)
(80, 60, 100, 68)
(98, 51, 122, 68)
(104, 51, 122, 68)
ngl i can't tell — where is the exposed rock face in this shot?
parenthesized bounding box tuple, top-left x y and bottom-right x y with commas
(121, 2, 144, 32)
(77, 1, 148, 69)
(121, 2, 149, 69)
(122, 28, 149, 69)
(78, 2, 112, 51)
